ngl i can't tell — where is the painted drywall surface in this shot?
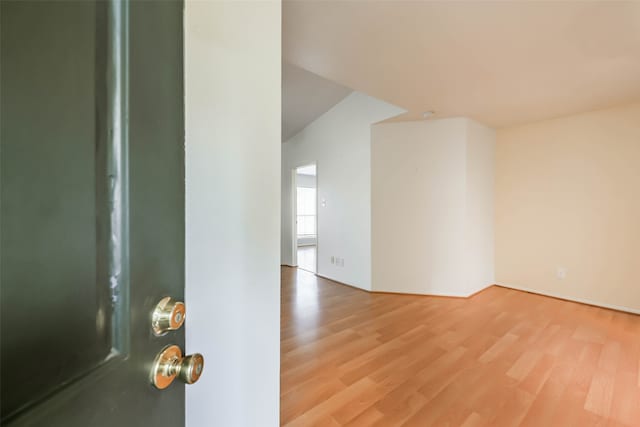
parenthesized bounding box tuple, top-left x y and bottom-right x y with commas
(372, 118, 495, 297)
(465, 120, 496, 295)
(281, 92, 404, 290)
(185, 2, 280, 427)
(372, 119, 467, 295)
(496, 103, 640, 312)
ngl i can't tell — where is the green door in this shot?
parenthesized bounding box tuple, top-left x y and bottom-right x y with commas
(1, 0, 187, 425)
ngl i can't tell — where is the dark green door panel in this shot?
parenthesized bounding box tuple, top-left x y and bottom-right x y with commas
(1, 0, 112, 417)
(0, 1, 185, 425)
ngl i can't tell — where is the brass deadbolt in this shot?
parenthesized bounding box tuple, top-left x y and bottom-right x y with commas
(152, 297, 186, 336)
(150, 345, 204, 389)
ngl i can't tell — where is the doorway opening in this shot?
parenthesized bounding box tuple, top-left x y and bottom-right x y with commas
(294, 164, 317, 273)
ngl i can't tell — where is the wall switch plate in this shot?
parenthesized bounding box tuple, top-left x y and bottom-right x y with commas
(557, 267, 567, 280)
(331, 256, 335, 264)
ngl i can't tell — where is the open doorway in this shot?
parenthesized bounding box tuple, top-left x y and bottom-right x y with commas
(294, 164, 317, 273)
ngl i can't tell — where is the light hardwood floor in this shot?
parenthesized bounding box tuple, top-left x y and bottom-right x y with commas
(280, 267, 640, 426)
(297, 245, 316, 273)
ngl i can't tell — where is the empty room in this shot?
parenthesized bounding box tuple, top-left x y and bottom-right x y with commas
(2, 1, 639, 427)
(280, 1, 640, 426)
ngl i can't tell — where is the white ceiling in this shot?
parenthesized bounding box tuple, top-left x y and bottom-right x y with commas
(283, 1, 640, 128)
(282, 62, 351, 141)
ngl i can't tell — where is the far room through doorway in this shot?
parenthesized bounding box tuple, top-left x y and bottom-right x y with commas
(295, 164, 316, 273)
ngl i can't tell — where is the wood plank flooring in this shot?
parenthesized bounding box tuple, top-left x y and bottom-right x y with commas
(280, 267, 640, 427)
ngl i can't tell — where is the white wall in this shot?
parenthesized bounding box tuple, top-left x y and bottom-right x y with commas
(281, 92, 404, 290)
(496, 103, 640, 313)
(465, 120, 496, 295)
(372, 119, 467, 295)
(185, 2, 280, 427)
(372, 118, 495, 297)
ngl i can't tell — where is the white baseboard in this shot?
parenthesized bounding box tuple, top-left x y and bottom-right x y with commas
(315, 273, 370, 292)
(496, 283, 640, 315)
(316, 274, 492, 298)
(369, 283, 493, 298)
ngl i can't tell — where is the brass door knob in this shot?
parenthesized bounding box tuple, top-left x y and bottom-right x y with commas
(152, 296, 186, 336)
(150, 345, 204, 389)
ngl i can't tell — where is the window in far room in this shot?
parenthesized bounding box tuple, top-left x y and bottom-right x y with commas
(296, 187, 316, 237)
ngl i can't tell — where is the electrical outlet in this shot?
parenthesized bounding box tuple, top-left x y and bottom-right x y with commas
(556, 267, 567, 280)
(331, 256, 335, 264)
